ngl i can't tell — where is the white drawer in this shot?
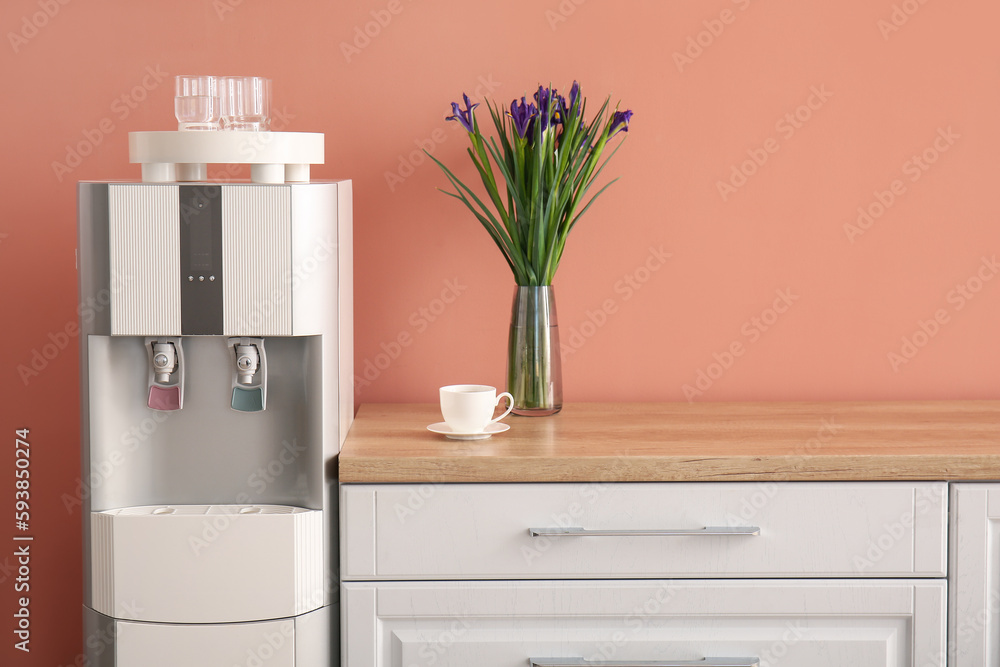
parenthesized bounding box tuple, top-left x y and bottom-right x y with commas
(341, 482, 947, 579)
(342, 579, 946, 667)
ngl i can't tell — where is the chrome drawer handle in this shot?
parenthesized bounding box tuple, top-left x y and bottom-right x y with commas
(529, 658, 760, 666)
(528, 526, 760, 537)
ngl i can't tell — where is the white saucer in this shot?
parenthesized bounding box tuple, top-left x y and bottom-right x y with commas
(427, 422, 510, 440)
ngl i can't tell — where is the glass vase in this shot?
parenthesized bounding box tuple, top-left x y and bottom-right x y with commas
(506, 286, 562, 416)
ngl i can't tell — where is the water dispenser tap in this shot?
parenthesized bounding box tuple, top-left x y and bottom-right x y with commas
(151, 342, 177, 383)
(234, 344, 259, 385)
(145, 337, 184, 411)
(228, 338, 267, 412)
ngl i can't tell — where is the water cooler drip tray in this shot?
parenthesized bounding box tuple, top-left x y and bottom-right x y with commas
(91, 504, 324, 624)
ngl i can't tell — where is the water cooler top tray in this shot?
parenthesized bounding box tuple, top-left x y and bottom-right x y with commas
(129, 131, 324, 184)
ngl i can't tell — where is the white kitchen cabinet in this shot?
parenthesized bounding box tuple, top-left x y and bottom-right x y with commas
(342, 579, 946, 667)
(339, 402, 1000, 667)
(950, 483, 1000, 666)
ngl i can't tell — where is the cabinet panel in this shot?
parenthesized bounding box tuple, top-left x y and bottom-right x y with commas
(950, 483, 1000, 666)
(342, 482, 947, 579)
(342, 580, 945, 667)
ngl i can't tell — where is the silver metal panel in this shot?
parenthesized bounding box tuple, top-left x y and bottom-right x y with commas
(222, 185, 292, 335)
(78, 183, 112, 336)
(86, 335, 323, 512)
(83, 607, 117, 667)
(109, 185, 181, 335)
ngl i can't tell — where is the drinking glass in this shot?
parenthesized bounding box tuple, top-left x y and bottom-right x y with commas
(174, 75, 219, 131)
(219, 76, 271, 131)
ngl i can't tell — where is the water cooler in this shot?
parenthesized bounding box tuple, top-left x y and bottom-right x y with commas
(77, 85, 352, 666)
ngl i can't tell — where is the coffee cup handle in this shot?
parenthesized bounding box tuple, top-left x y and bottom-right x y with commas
(491, 392, 514, 423)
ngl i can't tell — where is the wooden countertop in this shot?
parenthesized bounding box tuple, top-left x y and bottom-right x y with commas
(338, 401, 1000, 483)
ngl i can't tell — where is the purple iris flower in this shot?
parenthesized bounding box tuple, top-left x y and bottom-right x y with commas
(557, 82, 579, 124)
(445, 93, 479, 133)
(568, 81, 580, 110)
(507, 97, 538, 138)
(610, 109, 633, 137)
(533, 85, 566, 131)
(533, 85, 552, 109)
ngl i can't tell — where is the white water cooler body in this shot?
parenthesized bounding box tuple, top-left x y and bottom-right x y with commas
(78, 180, 352, 666)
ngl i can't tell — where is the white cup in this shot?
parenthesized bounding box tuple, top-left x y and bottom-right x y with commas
(440, 385, 514, 433)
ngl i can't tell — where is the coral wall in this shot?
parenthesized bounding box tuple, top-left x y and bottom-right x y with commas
(0, 0, 997, 662)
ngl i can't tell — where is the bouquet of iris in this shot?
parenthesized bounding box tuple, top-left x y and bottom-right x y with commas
(429, 82, 633, 415)
(429, 82, 632, 286)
